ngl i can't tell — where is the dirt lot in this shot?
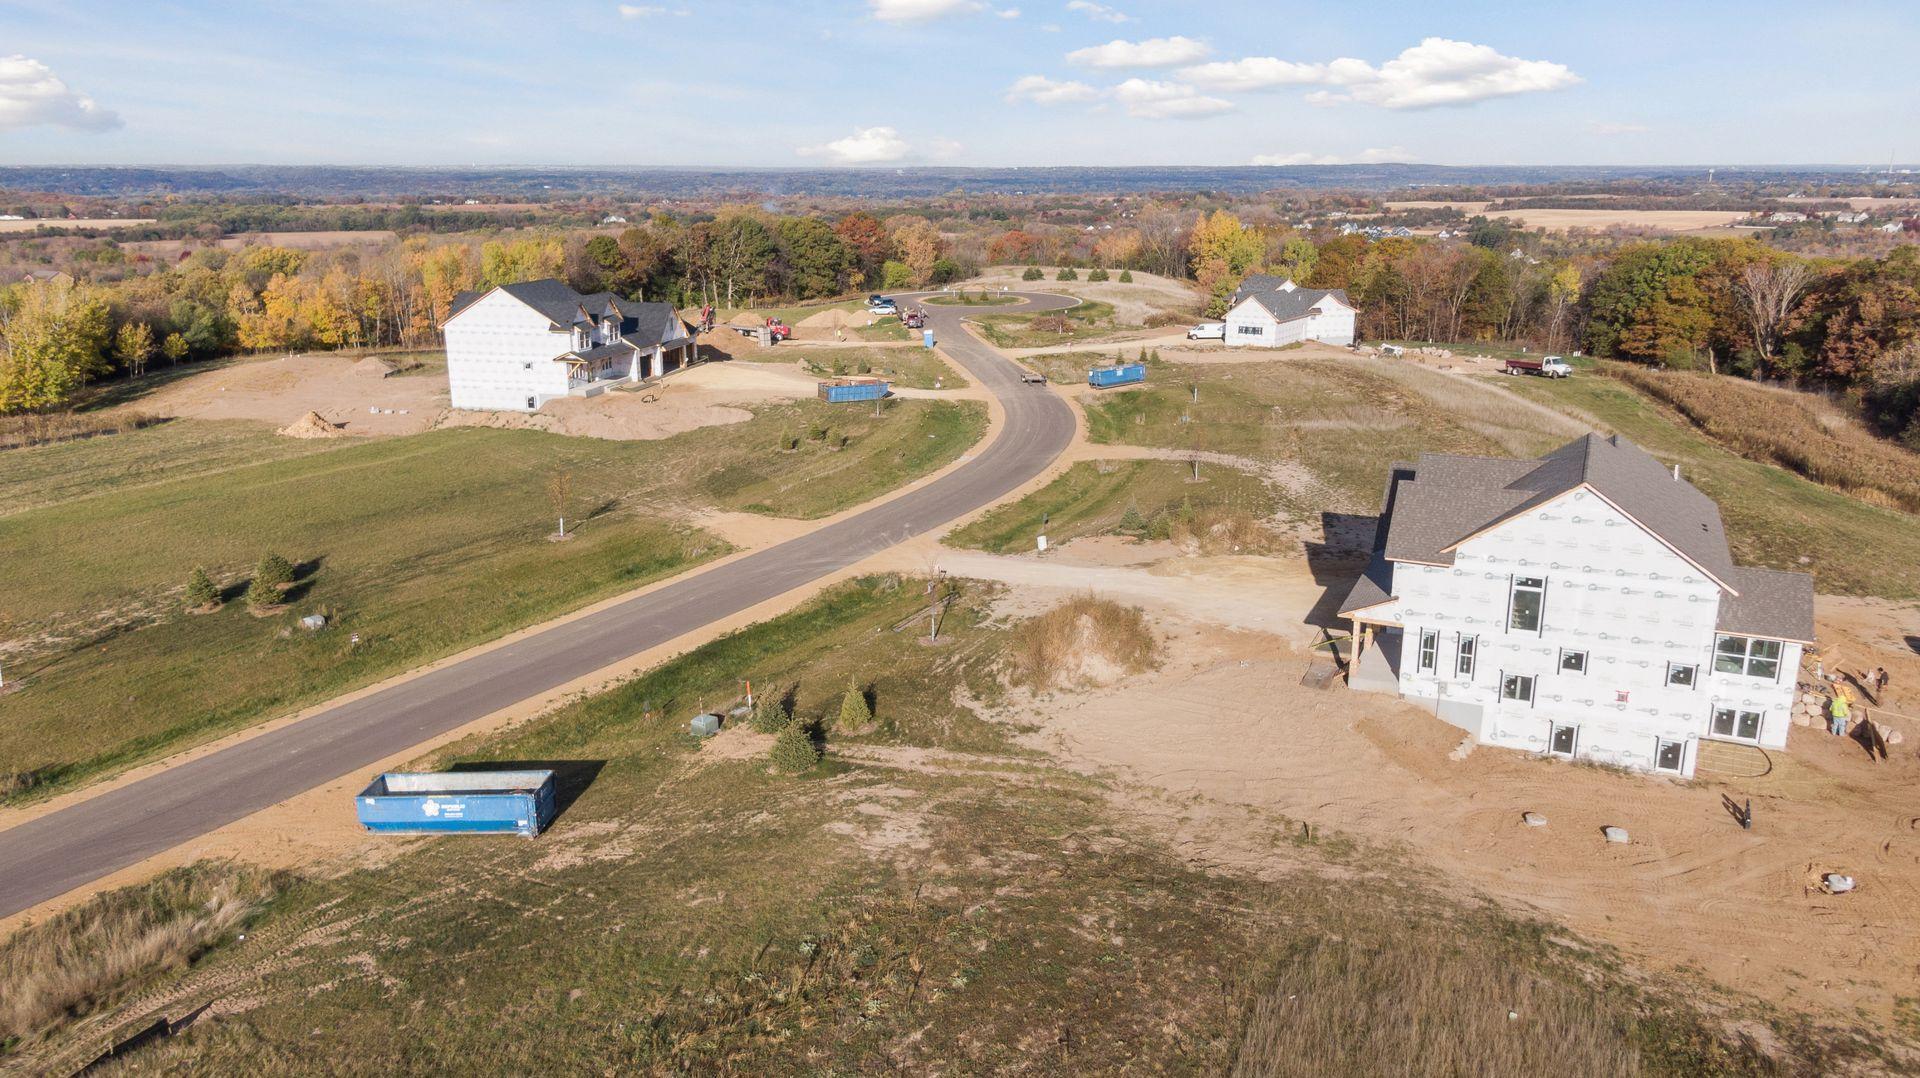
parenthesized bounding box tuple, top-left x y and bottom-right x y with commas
(119, 350, 957, 443)
(1384, 203, 1747, 233)
(954, 266, 1202, 325)
(0, 218, 155, 233)
(916, 535, 1920, 1030)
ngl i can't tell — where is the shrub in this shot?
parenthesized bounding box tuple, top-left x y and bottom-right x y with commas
(749, 691, 791, 733)
(255, 553, 294, 592)
(1021, 266, 1044, 281)
(769, 719, 821, 773)
(1118, 502, 1148, 535)
(838, 677, 872, 731)
(184, 567, 219, 609)
(244, 576, 282, 611)
(1032, 314, 1072, 335)
(1056, 267, 1079, 281)
(1088, 267, 1110, 282)
(1008, 596, 1159, 691)
(1118, 270, 1134, 283)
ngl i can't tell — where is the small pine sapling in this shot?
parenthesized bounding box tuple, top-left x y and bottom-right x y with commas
(185, 567, 220, 610)
(769, 720, 821, 773)
(838, 677, 872, 731)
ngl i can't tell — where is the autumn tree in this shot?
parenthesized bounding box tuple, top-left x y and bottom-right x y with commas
(1732, 258, 1814, 378)
(113, 321, 156, 378)
(887, 216, 944, 287)
(776, 216, 853, 299)
(0, 281, 111, 413)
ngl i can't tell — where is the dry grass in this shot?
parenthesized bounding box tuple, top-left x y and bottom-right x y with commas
(0, 864, 287, 1049)
(0, 410, 164, 451)
(1231, 931, 1645, 1077)
(1008, 595, 1159, 691)
(1605, 363, 1920, 513)
(1169, 505, 1275, 555)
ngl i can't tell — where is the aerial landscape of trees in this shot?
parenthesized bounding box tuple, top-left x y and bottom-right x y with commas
(3, 185, 1919, 443)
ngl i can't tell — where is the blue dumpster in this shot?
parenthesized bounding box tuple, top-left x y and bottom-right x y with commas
(355, 770, 557, 837)
(1088, 363, 1146, 389)
(817, 378, 891, 403)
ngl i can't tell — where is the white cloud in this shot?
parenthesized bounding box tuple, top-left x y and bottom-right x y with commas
(0, 55, 121, 132)
(1005, 74, 1100, 105)
(1588, 120, 1649, 136)
(1067, 36, 1209, 69)
(1181, 37, 1577, 109)
(1112, 78, 1232, 119)
(797, 126, 930, 164)
(996, 6, 1021, 16)
(868, 0, 984, 21)
(926, 136, 966, 160)
(1065, 0, 1130, 22)
(1250, 146, 1413, 166)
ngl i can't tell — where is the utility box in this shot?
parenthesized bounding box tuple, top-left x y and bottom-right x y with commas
(817, 378, 890, 404)
(689, 713, 722, 738)
(1088, 363, 1146, 389)
(355, 770, 557, 837)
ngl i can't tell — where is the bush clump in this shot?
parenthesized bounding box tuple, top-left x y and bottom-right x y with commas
(1009, 595, 1159, 691)
(1021, 266, 1044, 281)
(1118, 270, 1134, 283)
(769, 719, 821, 773)
(1056, 267, 1079, 281)
(749, 690, 792, 733)
(1088, 267, 1110, 282)
(184, 567, 220, 610)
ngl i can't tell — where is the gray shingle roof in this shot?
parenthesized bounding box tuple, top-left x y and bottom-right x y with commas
(1337, 554, 1399, 617)
(1369, 432, 1814, 641)
(446, 280, 687, 343)
(1226, 276, 1353, 324)
(1716, 567, 1817, 643)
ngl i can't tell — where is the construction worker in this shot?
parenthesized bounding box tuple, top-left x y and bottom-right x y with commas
(1829, 689, 1852, 736)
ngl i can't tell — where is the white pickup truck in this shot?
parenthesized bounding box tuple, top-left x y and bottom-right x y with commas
(1504, 355, 1573, 378)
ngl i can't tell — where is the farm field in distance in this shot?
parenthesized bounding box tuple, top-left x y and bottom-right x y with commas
(0, 398, 984, 803)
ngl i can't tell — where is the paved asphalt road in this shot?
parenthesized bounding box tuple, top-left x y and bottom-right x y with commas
(0, 292, 1078, 918)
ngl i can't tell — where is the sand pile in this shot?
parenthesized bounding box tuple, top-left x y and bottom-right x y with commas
(726, 311, 766, 329)
(798, 307, 866, 329)
(277, 411, 346, 439)
(353, 356, 399, 377)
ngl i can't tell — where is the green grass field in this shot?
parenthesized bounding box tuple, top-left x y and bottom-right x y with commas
(0, 419, 339, 516)
(923, 291, 1020, 306)
(0, 400, 985, 801)
(971, 299, 1120, 350)
(946, 460, 1274, 554)
(6, 577, 1862, 1074)
(777, 346, 966, 390)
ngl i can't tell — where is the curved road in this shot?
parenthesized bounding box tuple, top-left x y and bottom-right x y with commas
(0, 293, 1077, 918)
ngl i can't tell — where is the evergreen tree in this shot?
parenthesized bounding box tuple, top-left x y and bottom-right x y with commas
(749, 691, 791, 733)
(1056, 267, 1078, 281)
(769, 720, 821, 773)
(244, 575, 281, 611)
(1022, 266, 1044, 281)
(839, 677, 872, 730)
(1119, 502, 1148, 535)
(1118, 270, 1133, 283)
(256, 553, 295, 591)
(185, 567, 220, 609)
(1088, 267, 1109, 282)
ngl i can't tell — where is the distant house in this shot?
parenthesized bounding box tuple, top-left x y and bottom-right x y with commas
(1339, 433, 1814, 777)
(21, 269, 74, 287)
(441, 279, 695, 412)
(601, 214, 628, 225)
(1222, 275, 1356, 348)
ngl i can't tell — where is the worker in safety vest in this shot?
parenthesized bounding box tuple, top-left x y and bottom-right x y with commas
(1829, 689, 1852, 736)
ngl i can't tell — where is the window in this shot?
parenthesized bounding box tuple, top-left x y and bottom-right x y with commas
(1656, 740, 1684, 772)
(1559, 649, 1587, 674)
(1549, 723, 1578, 757)
(1508, 576, 1545, 633)
(1501, 673, 1536, 703)
(1714, 635, 1782, 680)
(522, 362, 533, 370)
(1456, 635, 1478, 678)
(1666, 663, 1697, 689)
(1711, 707, 1763, 741)
(1417, 631, 1438, 673)
(1236, 324, 1264, 336)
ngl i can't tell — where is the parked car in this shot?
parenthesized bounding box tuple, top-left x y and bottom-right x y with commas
(1187, 322, 1225, 340)
(1020, 371, 1048, 385)
(868, 299, 898, 316)
(902, 309, 925, 329)
(867, 293, 887, 306)
(1504, 355, 1573, 378)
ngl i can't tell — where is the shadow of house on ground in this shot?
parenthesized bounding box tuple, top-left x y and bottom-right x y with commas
(1302, 511, 1380, 632)
(446, 759, 607, 824)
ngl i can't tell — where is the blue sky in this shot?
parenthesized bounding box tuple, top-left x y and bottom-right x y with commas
(1, 0, 1915, 167)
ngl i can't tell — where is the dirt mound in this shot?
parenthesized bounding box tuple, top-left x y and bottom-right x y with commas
(353, 356, 398, 377)
(276, 411, 345, 439)
(798, 307, 865, 329)
(1009, 596, 1159, 690)
(725, 311, 767, 329)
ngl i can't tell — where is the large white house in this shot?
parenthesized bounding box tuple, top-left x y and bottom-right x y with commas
(1340, 433, 1815, 777)
(442, 279, 695, 412)
(1223, 275, 1356, 348)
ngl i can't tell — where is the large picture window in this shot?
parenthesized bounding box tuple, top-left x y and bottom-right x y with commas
(1713, 635, 1782, 680)
(1508, 576, 1545, 633)
(1711, 707, 1763, 741)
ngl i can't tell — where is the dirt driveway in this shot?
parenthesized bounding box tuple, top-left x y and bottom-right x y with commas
(130, 353, 448, 436)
